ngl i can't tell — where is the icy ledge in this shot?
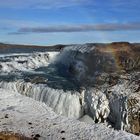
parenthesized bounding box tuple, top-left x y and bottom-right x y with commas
(0, 88, 139, 140)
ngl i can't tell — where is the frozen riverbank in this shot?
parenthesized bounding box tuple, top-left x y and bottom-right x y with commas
(0, 88, 139, 140)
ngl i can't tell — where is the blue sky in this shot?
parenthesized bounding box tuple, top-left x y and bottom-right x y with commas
(0, 0, 140, 45)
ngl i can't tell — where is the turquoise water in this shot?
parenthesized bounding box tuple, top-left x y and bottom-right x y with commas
(0, 63, 79, 91)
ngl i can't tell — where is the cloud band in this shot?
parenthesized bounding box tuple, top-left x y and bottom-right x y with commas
(10, 23, 140, 34)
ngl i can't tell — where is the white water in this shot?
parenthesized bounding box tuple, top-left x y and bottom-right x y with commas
(0, 80, 112, 123)
(0, 52, 59, 73)
(55, 44, 116, 85)
(0, 81, 83, 119)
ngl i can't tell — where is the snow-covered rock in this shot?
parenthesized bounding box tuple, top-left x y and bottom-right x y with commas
(85, 88, 110, 123)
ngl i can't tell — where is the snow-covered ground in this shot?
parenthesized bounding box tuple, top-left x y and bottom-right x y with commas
(0, 88, 139, 140)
